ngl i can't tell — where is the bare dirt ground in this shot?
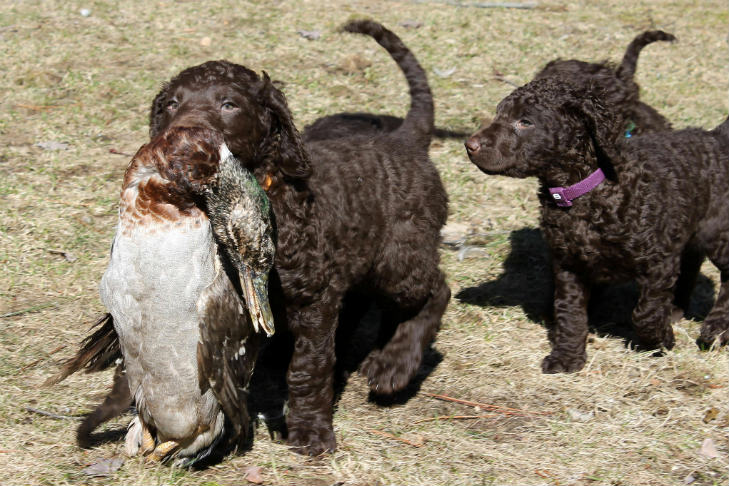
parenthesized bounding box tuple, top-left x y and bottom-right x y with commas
(1, 0, 727, 484)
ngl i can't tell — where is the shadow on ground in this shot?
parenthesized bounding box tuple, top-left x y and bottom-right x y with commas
(456, 227, 716, 345)
(249, 292, 443, 440)
(79, 426, 127, 449)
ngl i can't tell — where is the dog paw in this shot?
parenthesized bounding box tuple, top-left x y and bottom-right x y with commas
(697, 324, 729, 350)
(541, 353, 586, 374)
(360, 349, 418, 395)
(662, 329, 676, 349)
(287, 425, 336, 456)
(637, 326, 676, 351)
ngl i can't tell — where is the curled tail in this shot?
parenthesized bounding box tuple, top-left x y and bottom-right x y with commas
(616, 30, 676, 82)
(342, 19, 433, 144)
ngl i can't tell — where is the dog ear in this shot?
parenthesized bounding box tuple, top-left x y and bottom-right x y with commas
(259, 72, 312, 180)
(577, 87, 623, 179)
(149, 82, 170, 139)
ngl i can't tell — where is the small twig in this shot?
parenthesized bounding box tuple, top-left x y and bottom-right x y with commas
(413, 0, 537, 8)
(414, 414, 500, 423)
(15, 102, 80, 111)
(20, 358, 42, 372)
(468, 1, 536, 7)
(20, 344, 66, 372)
(422, 392, 552, 416)
(109, 148, 132, 157)
(0, 449, 22, 453)
(0, 302, 58, 319)
(367, 428, 423, 448)
(15, 103, 59, 111)
(24, 407, 82, 421)
(492, 69, 520, 88)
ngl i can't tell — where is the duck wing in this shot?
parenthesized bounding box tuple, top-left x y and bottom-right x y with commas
(196, 266, 260, 447)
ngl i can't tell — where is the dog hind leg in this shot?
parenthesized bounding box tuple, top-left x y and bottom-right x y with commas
(360, 271, 450, 395)
(698, 236, 729, 347)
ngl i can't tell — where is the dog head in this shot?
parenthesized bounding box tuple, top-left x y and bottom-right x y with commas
(465, 78, 621, 184)
(150, 60, 310, 182)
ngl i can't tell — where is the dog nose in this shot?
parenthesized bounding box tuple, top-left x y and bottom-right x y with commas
(465, 138, 481, 155)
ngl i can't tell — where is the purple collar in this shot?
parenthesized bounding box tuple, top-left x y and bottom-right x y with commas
(548, 168, 605, 207)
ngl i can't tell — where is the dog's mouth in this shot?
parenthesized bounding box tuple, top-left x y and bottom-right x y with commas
(465, 146, 517, 176)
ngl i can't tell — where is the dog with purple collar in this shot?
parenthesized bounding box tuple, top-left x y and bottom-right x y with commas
(465, 77, 729, 373)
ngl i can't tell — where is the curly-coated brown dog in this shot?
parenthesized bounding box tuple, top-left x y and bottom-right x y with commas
(148, 20, 450, 455)
(535, 30, 676, 138)
(465, 77, 729, 373)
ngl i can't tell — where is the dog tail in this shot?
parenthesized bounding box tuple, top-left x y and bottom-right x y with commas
(76, 363, 132, 448)
(43, 313, 121, 386)
(342, 19, 433, 145)
(616, 30, 676, 82)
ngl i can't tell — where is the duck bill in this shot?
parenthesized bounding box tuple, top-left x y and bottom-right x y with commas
(240, 267, 275, 337)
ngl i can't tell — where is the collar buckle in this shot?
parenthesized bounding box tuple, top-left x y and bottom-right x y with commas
(549, 187, 572, 207)
(548, 168, 605, 208)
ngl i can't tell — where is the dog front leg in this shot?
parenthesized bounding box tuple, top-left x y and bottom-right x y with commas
(285, 301, 338, 455)
(542, 266, 590, 373)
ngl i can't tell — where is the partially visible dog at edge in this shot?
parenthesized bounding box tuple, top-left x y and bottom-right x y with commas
(465, 77, 729, 373)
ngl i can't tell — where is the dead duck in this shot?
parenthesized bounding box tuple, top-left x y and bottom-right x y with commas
(52, 126, 275, 465)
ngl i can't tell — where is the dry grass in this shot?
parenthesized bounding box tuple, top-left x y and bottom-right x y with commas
(1, 0, 728, 484)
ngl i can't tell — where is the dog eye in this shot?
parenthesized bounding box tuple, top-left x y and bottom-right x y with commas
(221, 101, 238, 112)
(515, 119, 533, 129)
(166, 100, 179, 111)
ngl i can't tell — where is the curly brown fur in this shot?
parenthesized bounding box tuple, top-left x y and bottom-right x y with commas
(535, 30, 676, 138)
(466, 78, 729, 373)
(148, 20, 449, 455)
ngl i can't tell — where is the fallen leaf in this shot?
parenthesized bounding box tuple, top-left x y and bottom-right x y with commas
(244, 465, 264, 484)
(35, 141, 69, 151)
(339, 54, 371, 74)
(699, 438, 720, 459)
(82, 457, 125, 477)
(399, 20, 423, 29)
(440, 222, 470, 247)
(297, 29, 321, 40)
(457, 246, 489, 261)
(48, 249, 77, 263)
(703, 407, 719, 423)
(433, 67, 456, 78)
(566, 407, 594, 422)
(409, 434, 426, 447)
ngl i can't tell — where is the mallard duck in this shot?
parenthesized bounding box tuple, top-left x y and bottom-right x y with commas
(98, 126, 275, 465)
